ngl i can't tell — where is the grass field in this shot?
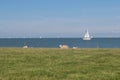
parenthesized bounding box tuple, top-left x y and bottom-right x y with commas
(0, 48, 120, 80)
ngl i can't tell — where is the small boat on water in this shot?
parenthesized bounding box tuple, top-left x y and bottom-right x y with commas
(83, 29, 92, 40)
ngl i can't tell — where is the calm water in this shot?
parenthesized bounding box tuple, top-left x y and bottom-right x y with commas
(0, 38, 120, 48)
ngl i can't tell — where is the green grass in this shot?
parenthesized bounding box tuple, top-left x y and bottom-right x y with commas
(0, 48, 120, 80)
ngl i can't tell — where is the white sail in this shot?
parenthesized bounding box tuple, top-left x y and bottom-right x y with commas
(83, 30, 92, 40)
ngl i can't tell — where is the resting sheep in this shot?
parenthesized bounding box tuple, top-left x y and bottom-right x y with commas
(59, 45, 69, 49)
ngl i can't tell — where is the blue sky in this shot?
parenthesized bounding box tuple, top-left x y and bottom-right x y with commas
(0, 0, 120, 38)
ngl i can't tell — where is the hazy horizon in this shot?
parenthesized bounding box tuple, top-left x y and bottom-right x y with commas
(0, 0, 120, 38)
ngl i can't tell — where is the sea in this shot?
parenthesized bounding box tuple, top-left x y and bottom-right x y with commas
(0, 38, 120, 48)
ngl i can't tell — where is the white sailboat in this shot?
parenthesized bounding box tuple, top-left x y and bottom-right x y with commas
(83, 29, 92, 40)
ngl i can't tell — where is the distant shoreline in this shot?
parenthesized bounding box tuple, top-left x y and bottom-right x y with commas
(0, 37, 120, 39)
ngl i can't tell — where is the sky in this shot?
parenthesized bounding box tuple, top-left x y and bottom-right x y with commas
(0, 0, 120, 38)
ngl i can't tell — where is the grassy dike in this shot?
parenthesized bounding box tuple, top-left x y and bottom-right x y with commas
(0, 48, 120, 80)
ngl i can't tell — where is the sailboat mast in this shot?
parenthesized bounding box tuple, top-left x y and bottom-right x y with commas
(83, 29, 91, 40)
